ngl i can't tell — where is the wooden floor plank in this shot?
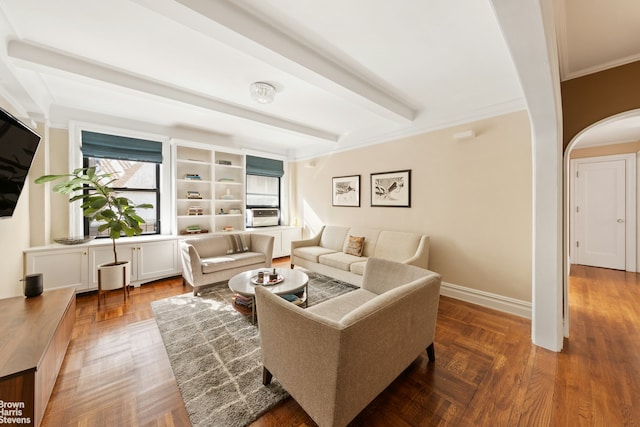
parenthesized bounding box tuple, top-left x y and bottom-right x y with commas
(41, 261, 640, 426)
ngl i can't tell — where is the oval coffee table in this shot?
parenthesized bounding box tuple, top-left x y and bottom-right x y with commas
(228, 268, 309, 324)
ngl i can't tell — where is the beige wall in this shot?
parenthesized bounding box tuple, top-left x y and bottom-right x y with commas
(48, 128, 71, 240)
(0, 99, 68, 297)
(0, 98, 39, 298)
(292, 111, 533, 302)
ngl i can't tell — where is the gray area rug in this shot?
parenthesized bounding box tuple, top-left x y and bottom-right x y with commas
(151, 271, 357, 427)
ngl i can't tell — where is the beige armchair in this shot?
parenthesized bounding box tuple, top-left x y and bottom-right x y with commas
(255, 258, 441, 427)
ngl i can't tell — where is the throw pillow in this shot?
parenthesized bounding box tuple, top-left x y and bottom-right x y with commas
(344, 235, 365, 257)
(226, 234, 249, 254)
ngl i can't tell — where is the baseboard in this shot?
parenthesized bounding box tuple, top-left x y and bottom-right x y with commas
(440, 281, 532, 319)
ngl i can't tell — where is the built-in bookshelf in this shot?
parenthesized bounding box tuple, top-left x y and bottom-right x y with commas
(173, 142, 245, 235)
(213, 151, 245, 233)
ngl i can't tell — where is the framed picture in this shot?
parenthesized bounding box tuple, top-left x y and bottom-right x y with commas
(332, 175, 360, 207)
(370, 170, 411, 207)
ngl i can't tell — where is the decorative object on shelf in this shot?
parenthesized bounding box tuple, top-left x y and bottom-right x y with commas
(186, 190, 202, 199)
(216, 159, 232, 165)
(222, 225, 235, 232)
(184, 173, 201, 180)
(229, 208, 242, 215)
(180, 227, 209, 235)
(250, 81, 277, 104)
(22, 273, 43, 297)
(221, 188, 235, 200)
(35, 167, 152, 305)
(332, 175, 360, 207)
(218, 208, 226, 215)
(187, 206, 203, 215)
(53, 236, 95, 245)
(370, 169, 411, 207)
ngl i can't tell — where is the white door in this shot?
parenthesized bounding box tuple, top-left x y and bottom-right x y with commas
(575, 159, 626, 270)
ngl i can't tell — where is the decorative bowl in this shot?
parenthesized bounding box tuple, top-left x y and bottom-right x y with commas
(54, 236, 95, 245)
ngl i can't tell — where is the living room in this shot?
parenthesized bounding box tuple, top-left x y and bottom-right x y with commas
(0, 1, 539, 315)
(1, 0, 640, 426)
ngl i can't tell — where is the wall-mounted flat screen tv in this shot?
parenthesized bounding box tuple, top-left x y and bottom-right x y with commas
(0, 107, 41, 218)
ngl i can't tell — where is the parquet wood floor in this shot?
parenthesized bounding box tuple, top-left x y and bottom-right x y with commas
(41, 261, 640, 426)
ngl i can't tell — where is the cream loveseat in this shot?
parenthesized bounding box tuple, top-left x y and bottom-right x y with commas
(256, 257, 442, 427)
(291, 225, 430, 286)
(180, 233, 274, 295)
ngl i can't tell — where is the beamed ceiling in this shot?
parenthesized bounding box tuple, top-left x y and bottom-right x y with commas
(0, 0, 638, 158)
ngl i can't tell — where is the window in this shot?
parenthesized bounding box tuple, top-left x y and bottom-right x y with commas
(81, 131, 162, 237)
(245, 155, 284, 221)
(246, 174, 280, 207)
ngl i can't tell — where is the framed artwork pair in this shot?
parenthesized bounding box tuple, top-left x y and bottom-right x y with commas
(332, 170, 411, 207)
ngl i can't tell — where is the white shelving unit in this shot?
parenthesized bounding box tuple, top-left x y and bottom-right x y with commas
(214, 151, 245, 233)
(173, 142, 246, 235)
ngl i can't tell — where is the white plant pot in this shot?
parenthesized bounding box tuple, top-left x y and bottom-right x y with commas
(98, 261, 131, 291)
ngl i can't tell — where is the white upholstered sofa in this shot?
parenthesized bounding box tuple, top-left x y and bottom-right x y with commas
(180, 233, 274, 295)
(256, 257, 442, 427)
(291, 225, 430, 286)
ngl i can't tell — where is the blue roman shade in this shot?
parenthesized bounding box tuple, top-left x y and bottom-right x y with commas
(81, 131, 163, 163)
(246, 155, 284, 177)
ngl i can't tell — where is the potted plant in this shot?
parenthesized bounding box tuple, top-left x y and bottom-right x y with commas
(35, 167, 152, 298)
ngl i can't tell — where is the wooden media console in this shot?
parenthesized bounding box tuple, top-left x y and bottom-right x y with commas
(0, 288, 75, 427)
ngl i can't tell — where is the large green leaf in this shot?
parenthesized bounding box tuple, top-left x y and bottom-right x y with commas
(34, 174, 72, 184)
(35, 166, 154, 264)
(127, 213, 145, 224)
(88, 198, 107, 209)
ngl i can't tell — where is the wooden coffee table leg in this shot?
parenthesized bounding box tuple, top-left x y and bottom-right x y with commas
(251, 296, 256, 324)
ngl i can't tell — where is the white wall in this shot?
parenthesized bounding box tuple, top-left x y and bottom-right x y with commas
(292, 111, 533, 302)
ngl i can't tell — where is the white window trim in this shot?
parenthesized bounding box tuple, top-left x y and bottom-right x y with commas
(68, 121, 171, 237)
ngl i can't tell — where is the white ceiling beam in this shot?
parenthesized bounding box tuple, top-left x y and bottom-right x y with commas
(133, 0, 416, 124)
(7, 39, 339, 142)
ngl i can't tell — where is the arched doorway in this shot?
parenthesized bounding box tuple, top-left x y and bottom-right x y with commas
(563, 109, 640, 335)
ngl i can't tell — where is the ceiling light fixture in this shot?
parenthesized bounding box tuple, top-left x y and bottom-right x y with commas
(250, 81, 276, 104)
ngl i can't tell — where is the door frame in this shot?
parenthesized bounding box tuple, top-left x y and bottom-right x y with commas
(569, 153, 636, 272)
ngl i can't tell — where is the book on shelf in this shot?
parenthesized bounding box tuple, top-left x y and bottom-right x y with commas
(187, 206, 204, 215)
(216, 160, 232, 165)
(234, 294, 253, 308)
(235, 293, 251, 302)
(180, 228, 209, 235)
(184, 173, 202, 180)
(186, 191, 202, 199)
(280, 294, 304, 305)
(218, 177, 235, 182)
